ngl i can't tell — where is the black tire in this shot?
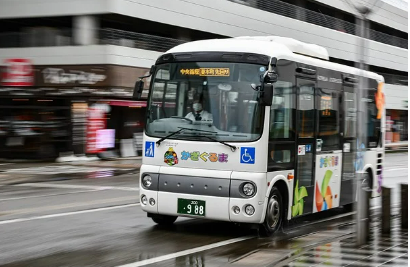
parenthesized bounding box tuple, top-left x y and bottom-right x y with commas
(259, 186, 284, 236)
(362, 171, 372, 191)
(151, 214, 178, 225)
(37, 144, 57, 159)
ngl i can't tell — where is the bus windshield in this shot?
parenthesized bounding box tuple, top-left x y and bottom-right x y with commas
(145, 62, 266, 142)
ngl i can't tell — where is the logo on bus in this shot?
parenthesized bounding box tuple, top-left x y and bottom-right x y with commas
(240, 147, 255, 164)
(180, 151, 228, 163)
(319, 156, 339, 168)
(164, 147, 178, 166)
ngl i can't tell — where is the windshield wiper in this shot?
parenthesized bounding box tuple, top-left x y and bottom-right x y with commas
(198, 135, 237, 152)
(156, 127, 236, 152)
(156, 127, 186, 146)
(156, 127, 216, 146)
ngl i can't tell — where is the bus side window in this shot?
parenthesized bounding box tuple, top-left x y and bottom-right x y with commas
(268, 143, 295, 170)
(318, 88, 340, 151)
(270, 81, 295, 140)
(268, 80, 295, 171)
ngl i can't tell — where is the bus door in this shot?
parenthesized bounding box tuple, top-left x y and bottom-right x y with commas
(294, 78, 317, 217)
(313, 85, 343, 213)
(340, 83, 357, 205)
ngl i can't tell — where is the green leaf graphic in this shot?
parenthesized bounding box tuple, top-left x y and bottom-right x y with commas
(298, 199, 304, 215)
(292, 205, 298, 217)
(292, 179, 308, 217)
(299, 186, 308, 199)
(321, 170, 333, 198)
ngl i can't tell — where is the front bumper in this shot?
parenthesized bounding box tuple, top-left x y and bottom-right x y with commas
(139, 165, 267, 224)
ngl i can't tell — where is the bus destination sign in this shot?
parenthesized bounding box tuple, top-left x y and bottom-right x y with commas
(180, 68, 230, 77)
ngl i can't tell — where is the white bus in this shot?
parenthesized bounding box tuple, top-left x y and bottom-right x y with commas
(134, 36, 385, 235)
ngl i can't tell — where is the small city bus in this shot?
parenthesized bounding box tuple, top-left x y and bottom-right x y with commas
(134, 36, 385, 235)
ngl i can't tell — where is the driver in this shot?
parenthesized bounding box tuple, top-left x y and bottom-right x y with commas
(185, 96, 213, 123)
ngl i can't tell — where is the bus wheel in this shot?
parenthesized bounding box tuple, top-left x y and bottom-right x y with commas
(362, 171, 372, 191)
(259, 186, 283, 236)
(151, 214, 178, 225)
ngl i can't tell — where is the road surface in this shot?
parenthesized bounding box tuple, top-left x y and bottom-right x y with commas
(0, 152, 407, 266)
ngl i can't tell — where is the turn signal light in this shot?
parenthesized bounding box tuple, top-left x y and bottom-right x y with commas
(287, 173, 294, 180)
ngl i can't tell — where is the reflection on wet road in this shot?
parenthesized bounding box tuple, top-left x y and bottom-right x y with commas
(0, 153, 407, 267)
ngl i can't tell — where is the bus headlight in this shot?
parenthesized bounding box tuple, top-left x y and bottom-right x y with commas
(142, 175, 152, 188)
(242, 182, 256, 197)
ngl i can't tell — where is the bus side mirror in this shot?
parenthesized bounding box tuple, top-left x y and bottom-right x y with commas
(261, 83, 273, 106)
(132, 80, 144, 100)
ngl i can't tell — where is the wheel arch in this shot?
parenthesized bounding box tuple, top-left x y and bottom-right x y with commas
(263, 174, 293, 222)
(363, 163, 375, 196)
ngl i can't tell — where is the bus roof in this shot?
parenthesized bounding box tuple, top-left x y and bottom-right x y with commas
(166, 36, 384, 83)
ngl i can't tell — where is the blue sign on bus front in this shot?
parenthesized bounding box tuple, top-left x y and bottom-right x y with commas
(145, 141, 155, 157)
(240, 147, 255, 164)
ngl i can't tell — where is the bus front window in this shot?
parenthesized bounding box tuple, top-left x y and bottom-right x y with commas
(145, 62, 266, 142)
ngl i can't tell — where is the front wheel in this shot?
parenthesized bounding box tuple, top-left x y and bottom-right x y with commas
(150, 214, 178, 225)
(259, 186, 284, 236)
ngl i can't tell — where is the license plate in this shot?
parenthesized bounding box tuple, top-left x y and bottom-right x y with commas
(177, 198, 206, 217)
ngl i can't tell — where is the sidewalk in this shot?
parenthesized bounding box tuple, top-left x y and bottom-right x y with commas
(385, 141, 408, 152)
(66, 157, 142, 169)
(274, 218, 407, 267)
(0, 157, 142, 186)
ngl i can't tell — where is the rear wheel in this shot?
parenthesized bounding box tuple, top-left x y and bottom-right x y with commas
(150, 214, 178, 225)
(259, 186, 283, 236)
(362, 171, 372, 191)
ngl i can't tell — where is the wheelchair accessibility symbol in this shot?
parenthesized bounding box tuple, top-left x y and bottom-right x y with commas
(240, 147, 255, 164)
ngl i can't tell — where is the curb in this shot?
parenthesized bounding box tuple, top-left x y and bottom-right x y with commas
(0, 168, 139, 187)
(65, 163, 141, 169)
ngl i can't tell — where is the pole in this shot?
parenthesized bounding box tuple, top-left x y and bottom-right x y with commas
(382, 186, 391, 234)
(355, 6, 370, 246)
(401, 183, 408, 229)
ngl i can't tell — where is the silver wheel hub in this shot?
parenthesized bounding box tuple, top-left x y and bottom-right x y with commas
(267, 195, 280, 229)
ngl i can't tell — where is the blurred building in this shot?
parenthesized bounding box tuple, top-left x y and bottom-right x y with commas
(0, 0, 407, 159)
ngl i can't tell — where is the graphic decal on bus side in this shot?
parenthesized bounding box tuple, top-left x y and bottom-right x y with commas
(292, 180, 308, 217)
(314, 153, 342, 213)
(180, 151, 228, 163)
(355, 142, 365, 171)
(164, 147, 178, 166)
(320, 156, 339, 168)
(315, 170, 334, 211)
(375, 82, 385, 119)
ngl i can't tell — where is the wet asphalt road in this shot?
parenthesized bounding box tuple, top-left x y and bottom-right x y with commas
(0, 153, 407, 267)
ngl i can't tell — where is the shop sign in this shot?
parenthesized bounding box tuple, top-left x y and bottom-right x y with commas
(96, 129, 115, 149)
(1, 59, 34, 86)
(86, 108, 107, 154)
(36, 66, 109, 87)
